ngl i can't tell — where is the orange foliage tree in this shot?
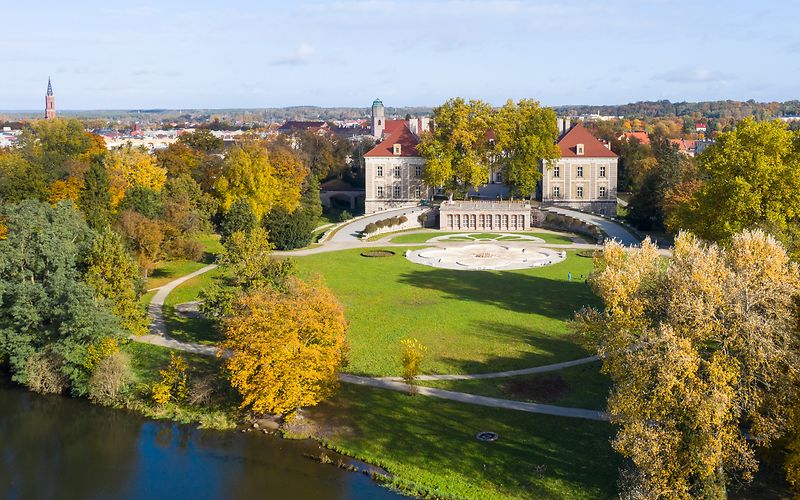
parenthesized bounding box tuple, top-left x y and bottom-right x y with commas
(221, 278, 348, 417)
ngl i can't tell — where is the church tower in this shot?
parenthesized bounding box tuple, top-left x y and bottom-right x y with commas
(371, 98, 384, 139)
(45, 78, 56, 120)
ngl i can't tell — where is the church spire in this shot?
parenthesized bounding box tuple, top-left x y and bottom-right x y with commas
(45, 77, 56, 120)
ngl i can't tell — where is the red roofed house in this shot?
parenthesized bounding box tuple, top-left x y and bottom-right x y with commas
(364, 99, 431, 213)
(541, 123, 619, 216)
(618, 131, 650, 145)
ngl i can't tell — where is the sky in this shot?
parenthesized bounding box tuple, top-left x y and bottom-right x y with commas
(2, 0, 799, 109)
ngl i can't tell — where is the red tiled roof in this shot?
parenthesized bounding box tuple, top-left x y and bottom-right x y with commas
(364, 121, 420, 158)
(558, 123, 618, 158)
(620, 131, 650, 145)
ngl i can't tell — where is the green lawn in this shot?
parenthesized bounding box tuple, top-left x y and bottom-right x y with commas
(295, 248, 597, 376)
(162, 266, 228, 344)
(390, 231, 577, 245)
(418, 361, 611, 411)
(146, 260, 209, 290)
(304, 383, 619, 499)
(145, 233, 223, 289)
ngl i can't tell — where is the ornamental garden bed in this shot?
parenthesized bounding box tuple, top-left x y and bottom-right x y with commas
(360, 250, 396, 258)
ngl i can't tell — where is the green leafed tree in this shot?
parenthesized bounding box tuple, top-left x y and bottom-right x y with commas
(417, 97, 494, 198)
(85, 230, 148, 336)
(0, 200, 123, 396)
(492, 99, 561, 198)
(669, 118, 800, 242)
(0, 152, 48, 203)
(78, 157, 112, 230)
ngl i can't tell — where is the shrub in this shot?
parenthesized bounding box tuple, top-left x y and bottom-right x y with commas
(400, 338, 427, 389)
(338, 210, 353, 222)
(264, 205, 315, 250)
(398, 216, 408, 224)
(23, 352, 69, 395)
(164, 237, 204, 261)
(364, 223, 378, 234)
(375, 219, 387, 229)
(219, 199, 258, 241)
(151, 352, 189, 405)
(188, 374, 216, 406)
(389, 216, 400, 227)
(84, 337, 120, 372)
(199, 283, 240, 321)
(418, 213, 428, 225)
(88, 351, 132, 405)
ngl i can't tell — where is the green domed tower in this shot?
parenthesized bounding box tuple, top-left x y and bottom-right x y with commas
(371, 98, 385, 138)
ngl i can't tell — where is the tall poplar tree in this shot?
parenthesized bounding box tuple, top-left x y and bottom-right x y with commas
(78, 157, 112, 230)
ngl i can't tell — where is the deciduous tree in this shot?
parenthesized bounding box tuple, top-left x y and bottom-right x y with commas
(418, 98, 493, 198)
(85, 230, 148, 335)
(492, 99, 560, 198)
(574, 232, 800, 497)
(669, 119, 800, 242)
(221, 279, 348, 417)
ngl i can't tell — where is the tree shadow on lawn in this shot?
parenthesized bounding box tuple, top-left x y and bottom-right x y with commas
(163, 304, 223, 345)
(397, 268, 599, 322)
(432, 320, 591, 375)
(310, 384, 619, 498)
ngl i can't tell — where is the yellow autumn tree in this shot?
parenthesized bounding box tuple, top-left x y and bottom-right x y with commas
(574, 231, 800, 498)
(105, 143, 167, 207)
(221, 278, 348, 417)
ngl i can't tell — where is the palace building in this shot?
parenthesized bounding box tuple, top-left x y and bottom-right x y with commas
(363, 99, 619, 217)
(45, 78, 56, 120)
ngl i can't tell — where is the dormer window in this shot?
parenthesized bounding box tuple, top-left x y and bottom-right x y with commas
(576, 143, 584, 155)
(393, 144, 401, 155)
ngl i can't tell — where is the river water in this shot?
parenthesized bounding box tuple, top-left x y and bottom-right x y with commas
(0, 383, 400, 500)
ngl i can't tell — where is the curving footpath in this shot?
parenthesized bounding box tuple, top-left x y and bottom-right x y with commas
(132, 262, 608, 421)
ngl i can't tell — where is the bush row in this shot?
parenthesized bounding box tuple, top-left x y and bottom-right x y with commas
(363, 215, 409, 235)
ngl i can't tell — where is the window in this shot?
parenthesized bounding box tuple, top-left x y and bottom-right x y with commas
(393, 144, 401, 155)
(553, 166, 560, 178)
(394, 165, 401, 178)
(414, 186, 421, 198)
(599, 186, 607, 198)
(495, 171, 503, 182)
(576, 186, 584, 198)
(599, 165, 606, 177)
(576, 143, 585, 155)
(577, 166, 584, 177)
(377, 165, 383, 177)
(414, 165, 422, 177)
(377, 186, 384, 198)
(553, 186, 560, 198)
(393, 185, 401, 198)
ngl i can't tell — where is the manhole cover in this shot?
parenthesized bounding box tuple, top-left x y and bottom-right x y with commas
(475, 431, 499, 442)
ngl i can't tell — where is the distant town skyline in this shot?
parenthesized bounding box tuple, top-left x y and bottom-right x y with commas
(2, 0, 798, 110)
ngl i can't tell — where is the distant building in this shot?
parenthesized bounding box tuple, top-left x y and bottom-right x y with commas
(277, 120, 330, 134)
(618, 131, 650, 145)
(45, 78, 56, 120)
(695, 122, 707, 133)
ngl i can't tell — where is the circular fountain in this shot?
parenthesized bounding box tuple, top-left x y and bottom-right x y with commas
(406, 243, 565, 271)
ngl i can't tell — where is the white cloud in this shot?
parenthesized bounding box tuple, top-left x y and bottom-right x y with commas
(271, 43, 315, 66)
(654, 67, 733, 84)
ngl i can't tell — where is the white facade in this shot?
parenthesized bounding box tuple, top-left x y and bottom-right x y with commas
(541, 156, 618, 215)
(364, 155, 428, 214)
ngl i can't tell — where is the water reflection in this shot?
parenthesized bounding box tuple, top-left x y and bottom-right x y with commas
(0, 384, 400, 499)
